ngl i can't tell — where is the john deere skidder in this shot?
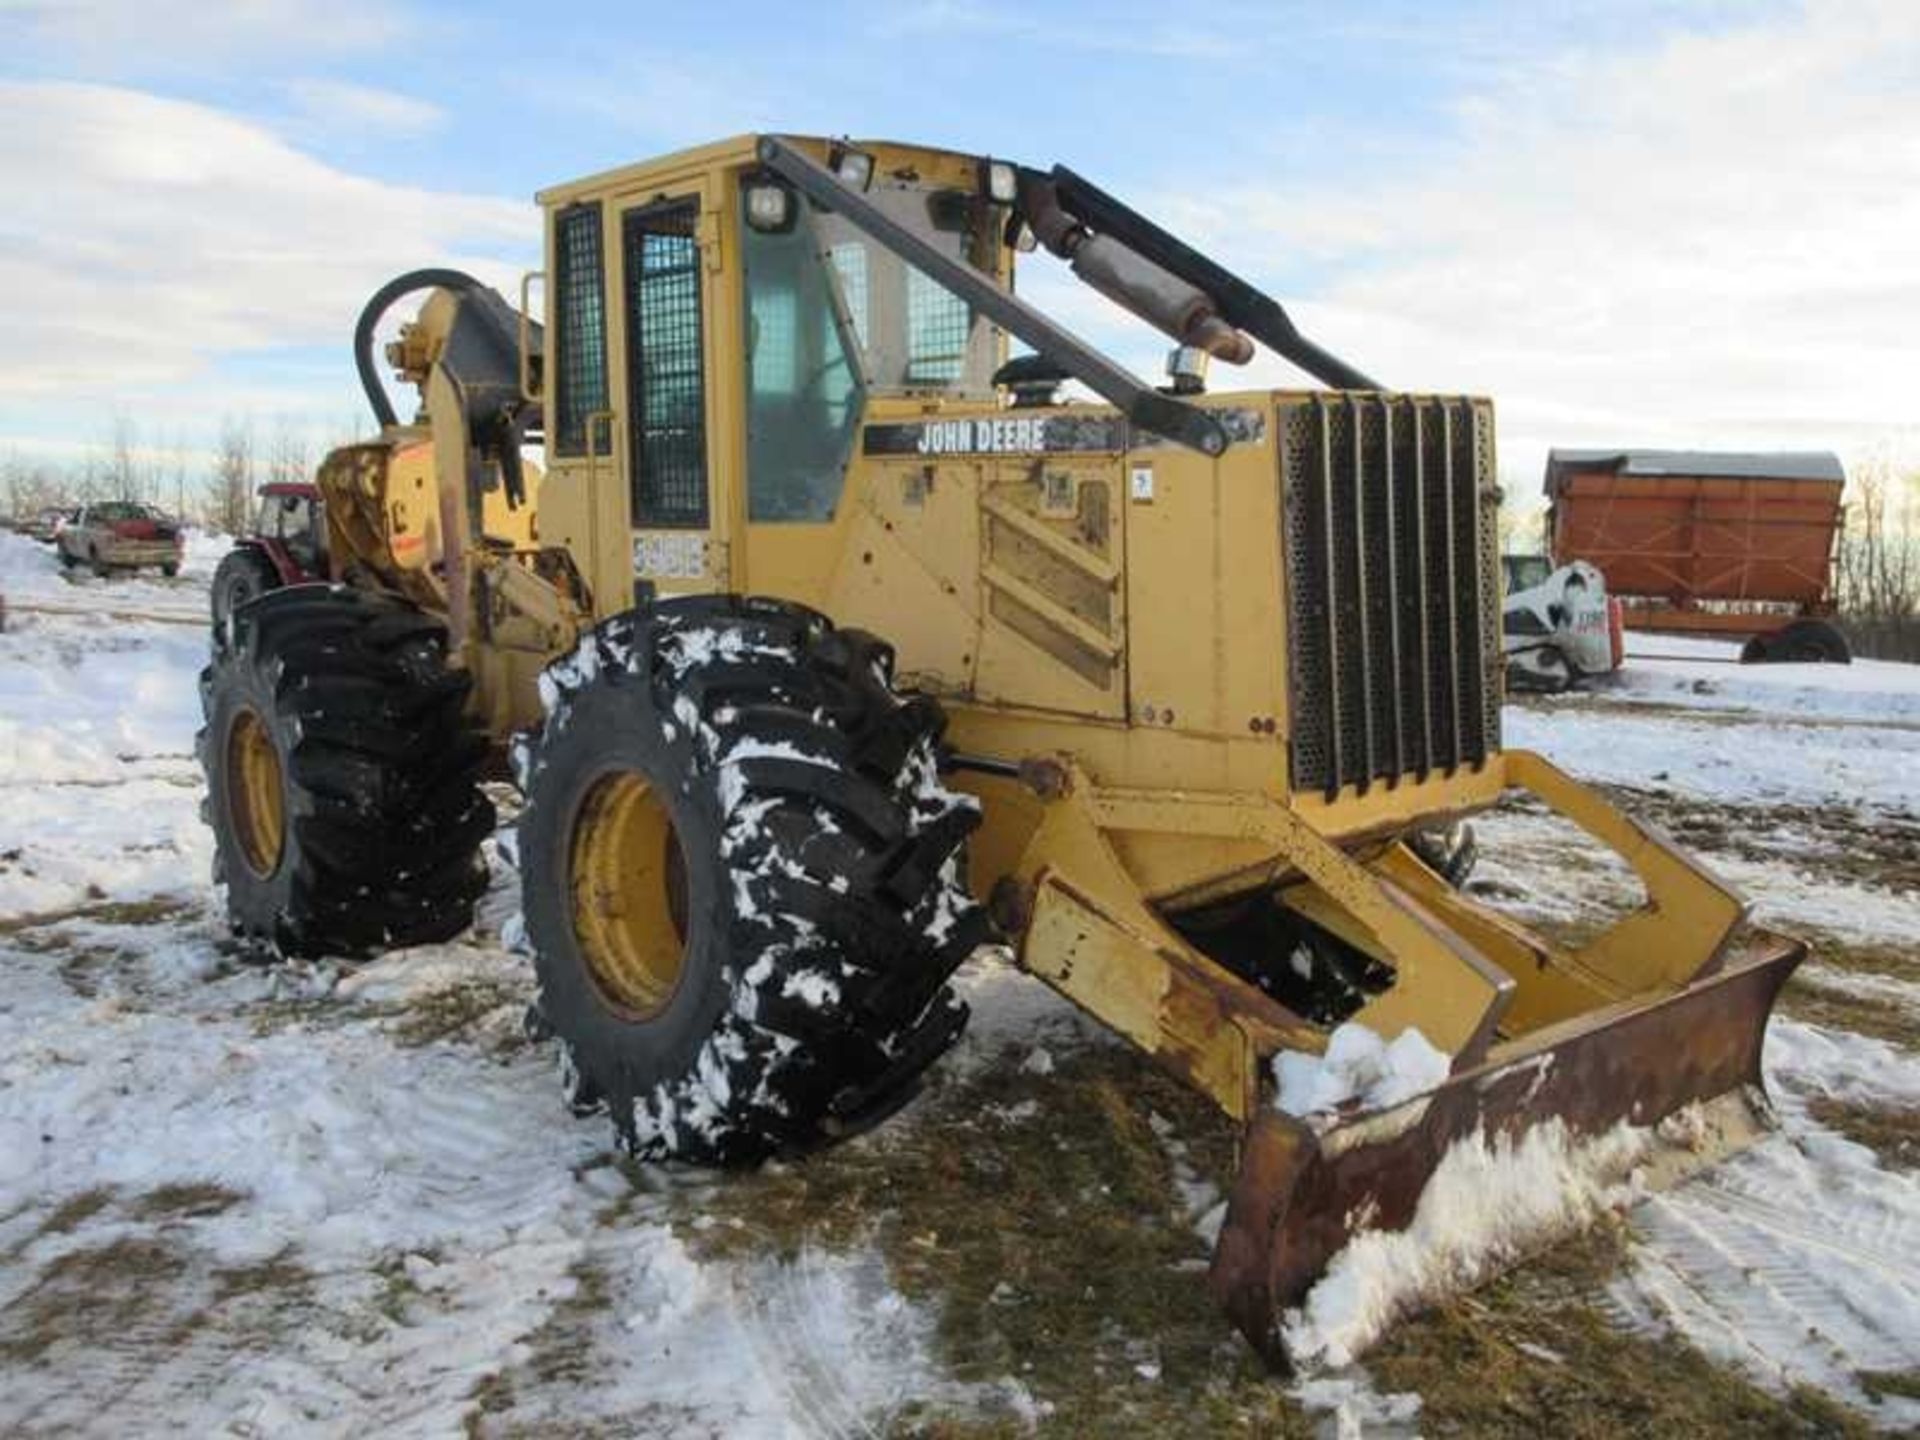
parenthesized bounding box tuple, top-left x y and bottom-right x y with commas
(199, 135, 1801, 1360)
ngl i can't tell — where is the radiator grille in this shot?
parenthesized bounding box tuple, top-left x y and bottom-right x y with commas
(1283, 394, 1501, 799)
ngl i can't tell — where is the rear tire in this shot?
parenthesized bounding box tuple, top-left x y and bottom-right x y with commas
(1741, 618, 1850, 665)
(516, 597, 991, 1165)
(211, 549, 279, 627)
(197, 586, 493, 957)
(161, 561, 179, 578)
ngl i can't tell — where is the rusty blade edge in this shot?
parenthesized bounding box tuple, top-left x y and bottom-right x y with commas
(1208, 932, 1806, 1367)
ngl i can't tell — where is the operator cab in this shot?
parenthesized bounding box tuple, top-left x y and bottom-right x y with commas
(527, 133, 1379, 621)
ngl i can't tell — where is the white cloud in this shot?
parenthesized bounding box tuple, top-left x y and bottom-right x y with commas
(285, 78, 445, 136)
(0, 82, 533, 406)
(876, 0, 1236, 59)
(1138, 0, 1920, 489)
(3, 0, 405, 66)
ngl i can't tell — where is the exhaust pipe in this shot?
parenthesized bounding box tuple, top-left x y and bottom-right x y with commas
(1022, 178, 1255, 364)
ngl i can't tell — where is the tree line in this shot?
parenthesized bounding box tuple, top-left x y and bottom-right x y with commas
(2, 415, 360, 533)
(1835, 460, 1920, 661)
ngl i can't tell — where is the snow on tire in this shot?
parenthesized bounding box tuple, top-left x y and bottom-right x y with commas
(515, 596, 992, 1165)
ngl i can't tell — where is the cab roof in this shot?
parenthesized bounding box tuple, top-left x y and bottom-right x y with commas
(534, 133, 988, 208)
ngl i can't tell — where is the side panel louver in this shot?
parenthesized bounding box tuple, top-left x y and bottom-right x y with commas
(1283, 395, 1501, 799)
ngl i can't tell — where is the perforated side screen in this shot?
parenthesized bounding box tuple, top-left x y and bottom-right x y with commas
(623, 200, 708, 529)
(1283, 395, 1500, 798)
(552, 204, 607, 457)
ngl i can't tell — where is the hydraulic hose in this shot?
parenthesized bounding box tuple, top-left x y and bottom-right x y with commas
(353, 268, 488, 429)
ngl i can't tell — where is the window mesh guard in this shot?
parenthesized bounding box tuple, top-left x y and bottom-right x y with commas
(905, 266, 969, 384)
(553, 204, 607, 457)
(624, 201, 708, 528)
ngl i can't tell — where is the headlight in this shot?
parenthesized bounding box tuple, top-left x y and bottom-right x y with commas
(829, 144, 874, 191)
(744, 182, 794, 232)
(984, 159, 1017, 204)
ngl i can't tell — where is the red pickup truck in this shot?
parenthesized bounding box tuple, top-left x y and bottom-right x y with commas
(57, 501, 184, 577)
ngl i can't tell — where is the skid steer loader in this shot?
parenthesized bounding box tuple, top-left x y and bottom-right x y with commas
(198, 134, 1802, 1362)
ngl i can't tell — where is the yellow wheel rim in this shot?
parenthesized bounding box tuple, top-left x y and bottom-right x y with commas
(569, 770, 690, 1020)
(226, 708, 285, 878)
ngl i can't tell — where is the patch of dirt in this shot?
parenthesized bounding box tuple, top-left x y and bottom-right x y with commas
(0, 1230, 319, 1427)
(677, 1040, 1310, 1439)
(1858, 1369, 1920, 1404)
(370, 1247, 445, 1327)
(0, 1237, 192, 1367)
(463, 1239, 748, 1440)
(1600, 783, 1920, 896)
(127, 1182, 247, 1222)
(29, 1186, 116, 1241)
(517, 1256, 612, 1390)
(244, 985, 372, 1037)
(1806, 1097, 1920, 1172)
(0, 895, 201, 939)
(1, 897, 213, 1005)
(390, 978, 528, 1050)
(465, 1256, 612, 1438)
(1462, 795, 1647, 945)
(1367, 1222, 1877, 1438)
(5, 1183, 248, 1265)
(1798, 939, 1920, 988)
(1778, 977, 1920, 1052)
(1509, 689, 1920, 737)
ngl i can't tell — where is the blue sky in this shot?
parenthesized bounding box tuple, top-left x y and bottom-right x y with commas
(1, 0, 1914, 494)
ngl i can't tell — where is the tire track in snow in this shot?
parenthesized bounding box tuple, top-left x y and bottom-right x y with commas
(1618, 1036, 1920, 1427)
(731, 1243, 945, 1439)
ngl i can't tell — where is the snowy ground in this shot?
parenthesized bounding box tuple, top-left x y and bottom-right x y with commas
(1, 531, 1916, 1435)
(1477, 639, 1920, 1430)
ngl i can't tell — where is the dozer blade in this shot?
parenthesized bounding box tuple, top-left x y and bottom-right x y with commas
(1209, 933, 1804, 1367)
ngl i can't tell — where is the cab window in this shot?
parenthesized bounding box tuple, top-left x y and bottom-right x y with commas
(740, 198, 864, 522)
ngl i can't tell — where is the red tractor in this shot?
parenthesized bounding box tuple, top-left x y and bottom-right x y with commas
(210, 481, 326, 625)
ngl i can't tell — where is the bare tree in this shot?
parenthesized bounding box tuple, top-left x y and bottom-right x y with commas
(2, 451, 66, 519)
(165, 430, 190, 525)
(210, 419, 255, 535)
(1839, 460, 1917, 623)
(1836, 458, 1920, 661)
(266, 419, 310, 488)
(109, 416, 141, 502)
(1498, 499, 1550, 557)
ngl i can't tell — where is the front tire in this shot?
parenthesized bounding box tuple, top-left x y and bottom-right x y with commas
(211, 549, 278, 626)
(516, 597, 992, 1165)
(197, 586, 493, 956)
